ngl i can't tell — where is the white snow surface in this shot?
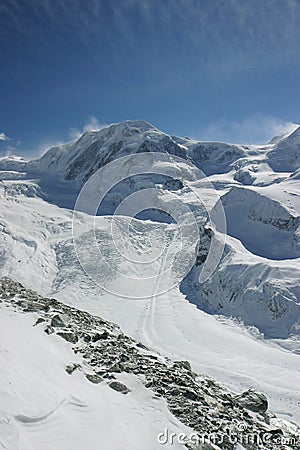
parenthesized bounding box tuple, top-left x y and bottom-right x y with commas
(0, 306, 191, 450)
(1, 120, 300, 447)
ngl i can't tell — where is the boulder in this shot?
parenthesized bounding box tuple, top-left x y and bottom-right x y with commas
(86, 373, 103, 384)
(92, 330, 109, 341)
(51, 314, 66, 327)
(235, 389, 268, 414)
(109, 381, 130, 394)
(66, 363, 81, 375)
(57, 331, 78, 344)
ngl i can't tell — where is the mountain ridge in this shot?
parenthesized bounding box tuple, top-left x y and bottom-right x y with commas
(1, 120, 300, 340)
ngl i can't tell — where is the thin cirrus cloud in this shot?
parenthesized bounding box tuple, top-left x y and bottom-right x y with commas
(198, 115, 299, 145)
(1, 0, 300, 84)
(0, 1, 299, 153)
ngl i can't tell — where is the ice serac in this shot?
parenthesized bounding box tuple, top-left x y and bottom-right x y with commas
(182, 242, 300, 338)
(221, 186, 300, 260)
(186, 140, 246, 175)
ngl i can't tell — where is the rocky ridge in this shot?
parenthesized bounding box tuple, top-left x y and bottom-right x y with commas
(0, 277, 298, 450)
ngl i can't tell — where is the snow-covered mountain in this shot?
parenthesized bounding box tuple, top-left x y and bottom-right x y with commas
(1, 120, 300, 337)
(25, 120, 245, 182)
(268, 126, 300, 172)
(1, 120, 300, 448)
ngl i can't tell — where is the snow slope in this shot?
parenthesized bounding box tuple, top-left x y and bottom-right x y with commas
(1, 120, 300, 433)
(268, 126, 300, 172)
(0, 306, 191, 450)
(0, 190, 299, 425)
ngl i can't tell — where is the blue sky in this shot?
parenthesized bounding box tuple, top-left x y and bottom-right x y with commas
(0, 0, 300, 157)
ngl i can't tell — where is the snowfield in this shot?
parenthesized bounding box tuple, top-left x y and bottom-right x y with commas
(0, 307, 192, 450)
(1, 120, 300, 448)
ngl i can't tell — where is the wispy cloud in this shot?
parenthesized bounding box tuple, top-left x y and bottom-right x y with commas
(1, 0, 300, 85)
(69, 116, 108, 140)
(0, 138, 22, 158)
(0, 132, 9, 141)
(30, 117, 108, 158)
(198, 114, 299, 145)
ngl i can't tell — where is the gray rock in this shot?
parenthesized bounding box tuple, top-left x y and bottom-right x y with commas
(23, 301, 49, 312)
(86, 373, 103, 384)
(44, 325, 55, 334)
(82, 334, 91, 343)
(191, 444, 217, 450)
(66, 363, 81, 375)
(51, 314, 66, 327)
(92, 330, 109, 341)
(136, 342, 149, 350)
(2, 277, 297, 450)
(110, 362, 124, 373)
(183, 387, 198, 401)
(173, 360, 192, 371)
(33, 317, 45, 326)
(109, 381, 130, 394)
(170, 387, 181, 396)
(235, 389, 268, 414)
(57, 331, 78, 344)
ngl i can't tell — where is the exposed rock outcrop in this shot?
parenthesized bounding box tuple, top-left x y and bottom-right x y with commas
(0, 277, 299, 450)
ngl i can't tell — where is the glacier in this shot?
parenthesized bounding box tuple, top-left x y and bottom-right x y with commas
(0, 120, 300, 449)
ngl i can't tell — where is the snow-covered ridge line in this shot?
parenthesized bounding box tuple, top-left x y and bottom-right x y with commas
(0, 120, 252, 183)
(1, 119, 300, 340)
(1, 277, 299, 450)
(1, 119, 299, 177)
